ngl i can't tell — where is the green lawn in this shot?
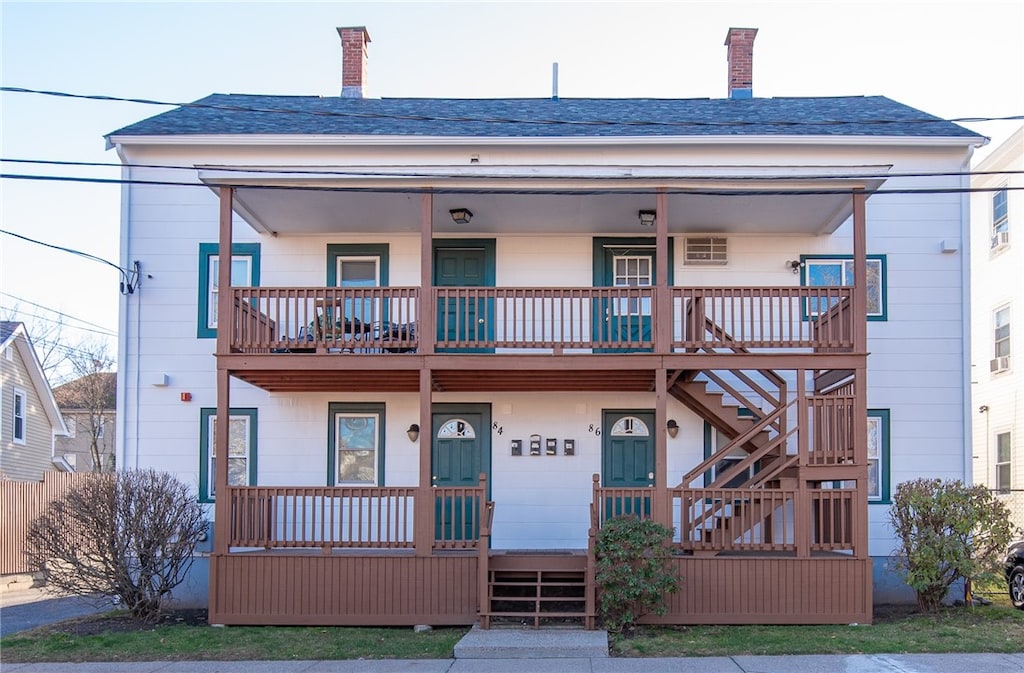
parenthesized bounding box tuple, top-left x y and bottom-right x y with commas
(3, 601, 1022, 663)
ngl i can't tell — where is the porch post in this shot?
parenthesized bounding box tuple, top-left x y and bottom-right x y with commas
(419, 193, 434, 355)
(851, 190, 870, 560)
(415, 193, 434, 556)
(655, 190, 671, 353)
(794, 368, 810, 557)
(654, 366, 670, 528)
(213, 186, 234, 557)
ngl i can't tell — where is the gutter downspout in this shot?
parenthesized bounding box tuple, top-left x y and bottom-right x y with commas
(960, 145, 978, 485)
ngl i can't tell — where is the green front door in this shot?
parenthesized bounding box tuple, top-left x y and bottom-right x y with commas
(432, 404, 491, 542)
(601, 410, 655, 518)
(435, 244, 494, 352)
(593, 239, 663, 352)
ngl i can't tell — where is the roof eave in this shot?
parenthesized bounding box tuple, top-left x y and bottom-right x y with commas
(108, 133, 987, 148)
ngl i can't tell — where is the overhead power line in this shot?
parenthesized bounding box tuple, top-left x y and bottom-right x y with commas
(0, 228, 139, 295)
(2, 85, 1022, 129)
(0, 171, 1020, 196)
(0, 292, 117, 335)
(3, 157, 1024, 182)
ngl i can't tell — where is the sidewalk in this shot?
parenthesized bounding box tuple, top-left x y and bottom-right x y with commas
(2, 654, 1024, 672)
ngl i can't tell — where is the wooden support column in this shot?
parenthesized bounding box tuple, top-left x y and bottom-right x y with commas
(851, 191, 870, 560)
(794, 368, 810, 558)
(213, 187, 234, 557)
(419, 193, 435, 355)
(655, 190, 671, 354)
(415, 193, 434, 556)
(654, 365, 670, 528)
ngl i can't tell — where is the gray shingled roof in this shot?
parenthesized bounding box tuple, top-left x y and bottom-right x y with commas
(108, 95, 981, 139)
(0, 321, 22, 344)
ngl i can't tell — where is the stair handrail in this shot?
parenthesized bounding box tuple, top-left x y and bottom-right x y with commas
(679, 397, 798, 487)
(706, 424, 797, 490)
(734, 452, 799, 490)
(699, 369, 783, 435)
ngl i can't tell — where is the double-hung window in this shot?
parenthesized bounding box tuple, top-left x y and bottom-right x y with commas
(328, 403, 385, 486)
(992, 305, 1011, 373)
(13, 387, 26, 444)
(802, 255, 887, 321)
(197, 243, 261, 338)
(866, 410, 891, 503)
(199, 408, 257, 502)
(995, 431, 1012, 492)
(994, 188, 1009, 235)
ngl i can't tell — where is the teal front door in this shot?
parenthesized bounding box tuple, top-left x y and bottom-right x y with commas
(435, 245, 494, 352)
(432, 404, 491, 542)
(601, 410, 655, 518)
(594, 241, 658, 352)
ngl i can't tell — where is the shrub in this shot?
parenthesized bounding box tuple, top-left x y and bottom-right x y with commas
(889, 478, 1018, 612)
(25, 469, 207, 623)
(594, 516, 681, 632)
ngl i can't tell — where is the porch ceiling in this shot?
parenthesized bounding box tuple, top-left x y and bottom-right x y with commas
(200, 166, 888, 237)
(231, 366, 657, 393)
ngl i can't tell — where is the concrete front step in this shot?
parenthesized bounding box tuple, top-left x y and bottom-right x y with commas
(454, 624, 609, 659)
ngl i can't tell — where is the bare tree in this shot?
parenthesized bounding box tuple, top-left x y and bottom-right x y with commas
(53, 339, 116, 472)
(26, 470, 206, 623)
(0, 305, 70, 378)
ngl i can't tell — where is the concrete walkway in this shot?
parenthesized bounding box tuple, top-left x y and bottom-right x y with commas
(2, 654, 1024, 672)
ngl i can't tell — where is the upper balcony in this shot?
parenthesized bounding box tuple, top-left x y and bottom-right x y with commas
(229, 284, 855, 355)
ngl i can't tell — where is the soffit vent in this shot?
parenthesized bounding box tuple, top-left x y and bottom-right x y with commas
(684, 236, 728, 265)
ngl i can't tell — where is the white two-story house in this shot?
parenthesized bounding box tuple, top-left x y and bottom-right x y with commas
(109, 26, 984, 627)
(972, 126, 1023, 530)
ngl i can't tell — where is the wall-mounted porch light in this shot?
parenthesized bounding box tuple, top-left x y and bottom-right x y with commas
(407, 424, 420, 442)
(449, 208, 473, 224)
(787, 260, 803, 274)
(638, 210, 656, 227)
(666, 419, 679, 439)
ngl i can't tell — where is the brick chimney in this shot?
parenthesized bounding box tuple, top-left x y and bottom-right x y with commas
(724, 27, 757, 99)
(338, 26, 370, 98)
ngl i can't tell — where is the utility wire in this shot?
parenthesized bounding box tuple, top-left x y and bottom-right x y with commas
(3, 86, 1022, 129)
(1, 308, 117, 338)
(0, 228, 139, 294)
(4, 157, 1024, 182)
(0, 292, 117, 335)
(1, 171, 1021, 196)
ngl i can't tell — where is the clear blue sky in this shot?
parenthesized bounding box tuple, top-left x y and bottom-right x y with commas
(2, 0, 1022, 379)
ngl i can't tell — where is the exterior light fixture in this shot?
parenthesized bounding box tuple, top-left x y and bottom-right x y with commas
(666, 419, 679, 439)
(407, 424, 420, 442)
(787, 260, 803, 274)
(638, 210, 656, 227)
(449, 208, 473, 224)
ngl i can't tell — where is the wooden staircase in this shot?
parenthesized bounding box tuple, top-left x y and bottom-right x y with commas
(481, 552, 593, 629)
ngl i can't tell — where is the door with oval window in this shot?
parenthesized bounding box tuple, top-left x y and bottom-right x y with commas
(432, 404, 491, 542)
(601, 410, 655, 518)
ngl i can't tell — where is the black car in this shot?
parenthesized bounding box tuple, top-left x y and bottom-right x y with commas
(1007, 541, 1024, 610)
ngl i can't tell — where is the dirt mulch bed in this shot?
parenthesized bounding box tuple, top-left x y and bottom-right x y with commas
(36, 608, 208, 636)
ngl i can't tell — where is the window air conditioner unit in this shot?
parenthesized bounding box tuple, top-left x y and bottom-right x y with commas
(990, 231, 1010, 250)
(990, 356, 1010, 373)
(684, 236, 728, 265)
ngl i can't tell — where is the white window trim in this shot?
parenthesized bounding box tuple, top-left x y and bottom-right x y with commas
(993, 186, 1009, 235)
(995, 431, 1012, 492)
(207, 413, 252, 498)
(13, 386, 27, 445)
(208, 255, 254, 330)
(335, 412, 381, 485)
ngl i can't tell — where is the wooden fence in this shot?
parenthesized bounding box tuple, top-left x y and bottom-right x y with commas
(0, 472, 86, 575)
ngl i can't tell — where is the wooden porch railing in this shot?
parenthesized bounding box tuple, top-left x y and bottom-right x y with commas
(589, 480, 857, 556)
(229, 287, 419, 353)
(226, 484, 488, 551)
(672, 487, 796, 552)
(228, 285, 858, 354)
(675, 287, 854, 351)
(808, 395, 856, 466)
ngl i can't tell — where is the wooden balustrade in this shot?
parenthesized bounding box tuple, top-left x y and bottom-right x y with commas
(672, 488, 796, 552)
(228, 486, 417, 550)
(229, 287, 419, 353)
(227, 484, 488, 551)
(675, 286, 855, 351)
(808, 395, 856, 466)
(228, 285, 858, 354)
(810, 488, 857, 552)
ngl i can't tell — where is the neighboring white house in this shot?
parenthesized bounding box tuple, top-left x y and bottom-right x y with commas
(108, 26, 985, 626)
(0, 321, 69, 480)
(971, 126, 1024, 530)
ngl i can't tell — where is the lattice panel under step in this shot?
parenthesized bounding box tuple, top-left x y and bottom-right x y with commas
(485, 569, 589, 629)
